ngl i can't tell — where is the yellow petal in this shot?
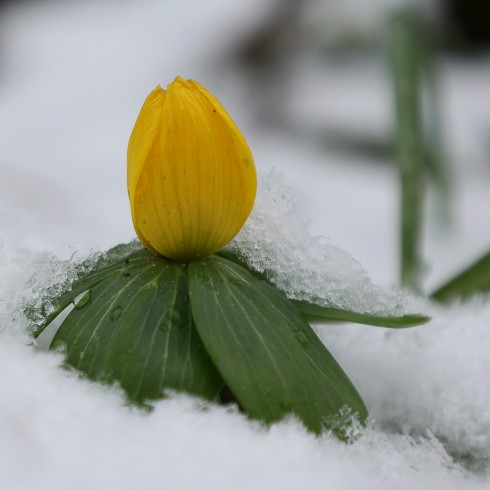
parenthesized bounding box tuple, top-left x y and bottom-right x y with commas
(127, 77, 257, 262)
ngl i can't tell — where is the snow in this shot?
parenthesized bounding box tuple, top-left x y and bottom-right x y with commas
(231, 170, 407, 315)
(1, 0, 490, 488)
(318, 298, 490, 472)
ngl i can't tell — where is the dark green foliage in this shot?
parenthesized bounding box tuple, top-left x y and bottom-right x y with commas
(431, 250, 490, 303)
(29, 244, 430, 434)
(388, 11, 427, 292)
(188, 256, 368, 433)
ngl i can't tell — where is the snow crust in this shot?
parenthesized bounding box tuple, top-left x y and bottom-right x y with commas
(231, 171, 407, 315)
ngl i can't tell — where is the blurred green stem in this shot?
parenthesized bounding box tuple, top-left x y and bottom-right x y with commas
(388, 11, 426, 292)
(423, 39, 452, 225)
(431, 250, 490, 302)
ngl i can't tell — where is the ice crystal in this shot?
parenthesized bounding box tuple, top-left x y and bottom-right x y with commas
(231, 171, 407, 315)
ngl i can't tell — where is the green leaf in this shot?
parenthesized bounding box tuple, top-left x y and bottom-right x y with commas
(431, 250, 490, 303)
(188, 256, 368, 434)
(292, 300, 430, 328)
(49, 254, 223, 403)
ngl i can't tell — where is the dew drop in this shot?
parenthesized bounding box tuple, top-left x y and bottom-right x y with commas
(159, 322, 170, 333)
(110, 306, 123, 321)
(230, 279, 245, 288)
(79, 352, 86, 360)
(294, 331, 309, 347)
(165, 309, 182, 324)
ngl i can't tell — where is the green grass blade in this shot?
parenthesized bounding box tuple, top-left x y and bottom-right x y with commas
(292, 300, 430, 328)
(422, 37, 452, 225)
(388, 10, 426, 292)
(431, 250, 490, 303)
(188, 256, 368, 434)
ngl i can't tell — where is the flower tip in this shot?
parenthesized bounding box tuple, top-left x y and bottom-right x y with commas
(169, 76, 187, 89)
(152, 84, 165, 96)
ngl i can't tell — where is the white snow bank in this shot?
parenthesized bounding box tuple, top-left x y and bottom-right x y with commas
(318, 297, 490, 472)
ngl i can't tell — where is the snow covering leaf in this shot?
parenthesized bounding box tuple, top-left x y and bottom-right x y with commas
(293, 300, 430, 328)
(47, 250, 223, 403)
(220, 249, 429, 328)
(431, 249, 490, 303)
(30, 246, 151, 338)
(188, 255, 368, 434)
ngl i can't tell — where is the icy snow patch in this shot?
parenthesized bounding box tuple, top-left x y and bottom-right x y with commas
(0, 326, 484, 490)
(0, 245, 79, 338)
(231, 171, 407, 315)
(316, 297, 490, 475)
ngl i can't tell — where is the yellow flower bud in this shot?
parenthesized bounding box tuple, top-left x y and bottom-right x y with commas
(127, 77, 257, 263)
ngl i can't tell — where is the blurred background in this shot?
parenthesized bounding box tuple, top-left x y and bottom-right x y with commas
(1, 0, 490, 293)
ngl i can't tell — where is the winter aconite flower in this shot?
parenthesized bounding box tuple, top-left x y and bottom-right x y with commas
(32, 72, 432, 439)
(127, 77, 257, 262)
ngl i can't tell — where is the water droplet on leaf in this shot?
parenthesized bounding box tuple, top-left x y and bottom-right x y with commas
(159, 322, 170, 333)
(110, 306, 123, 321)
(165, 309, 182, 324)
(294, 331, 309, 347)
